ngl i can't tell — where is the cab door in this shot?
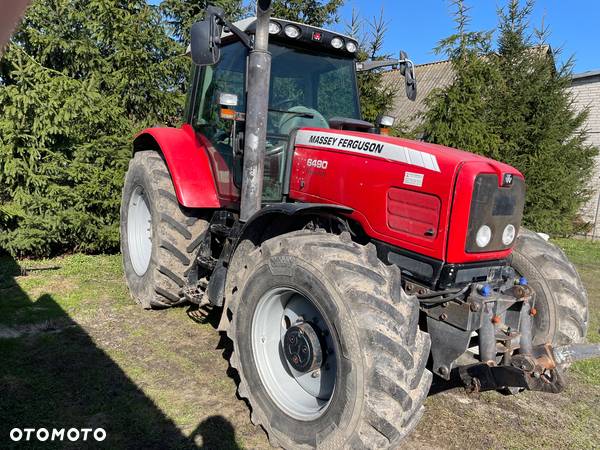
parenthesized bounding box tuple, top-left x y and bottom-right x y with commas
(189, 42, 247, 204)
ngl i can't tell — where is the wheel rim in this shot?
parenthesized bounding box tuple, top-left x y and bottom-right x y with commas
(251, 288, 337, 421)
(127, 186, 152, 276)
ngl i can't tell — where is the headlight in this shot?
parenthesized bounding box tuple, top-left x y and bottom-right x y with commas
(346, 41, 357, 53)
(331, 37, 344, 49)
(284, 25, 301, 39)
(476, 225, 492, 248)
(268, 21, 281, 34)
(502, 224, 516, 246)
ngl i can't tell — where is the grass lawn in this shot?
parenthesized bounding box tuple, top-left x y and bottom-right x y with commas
(0, 238, 598, 449)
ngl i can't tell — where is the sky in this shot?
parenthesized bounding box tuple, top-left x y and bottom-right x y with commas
(330, 0, 599, 74)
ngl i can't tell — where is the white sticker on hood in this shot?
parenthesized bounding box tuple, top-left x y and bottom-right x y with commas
(404, 171, 424, 187)
(295, 130, 440, 172)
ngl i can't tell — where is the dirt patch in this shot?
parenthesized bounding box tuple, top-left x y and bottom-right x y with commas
(24, 276, 78, 299)
(0, 318, 75, 338)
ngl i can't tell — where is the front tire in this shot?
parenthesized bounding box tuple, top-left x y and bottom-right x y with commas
(511, 228, 588, 346)
(226, 231, 432, 449)
(120, 150, 208, 308)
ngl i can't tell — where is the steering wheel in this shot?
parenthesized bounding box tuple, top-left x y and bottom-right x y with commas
(272, 97, 300, 110)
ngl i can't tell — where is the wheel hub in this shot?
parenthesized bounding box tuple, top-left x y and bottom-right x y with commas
(283, 322, 323, 373)
(251, 289, 337, 420)
(127, 186, 152, 276)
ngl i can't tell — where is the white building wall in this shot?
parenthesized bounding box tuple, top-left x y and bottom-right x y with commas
(568, 72, 600, 239)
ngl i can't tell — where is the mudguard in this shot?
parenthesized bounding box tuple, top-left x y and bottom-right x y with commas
(133, 124, 220, 208)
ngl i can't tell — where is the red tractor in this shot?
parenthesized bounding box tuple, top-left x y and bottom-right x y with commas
(121, 2, 597, 448)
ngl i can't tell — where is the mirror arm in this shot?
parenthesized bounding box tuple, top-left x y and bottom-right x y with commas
(208, 7, 253, 50)
(356, 58, 414, 73)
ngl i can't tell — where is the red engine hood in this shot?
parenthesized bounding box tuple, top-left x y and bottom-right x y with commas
(289, 128, 524, 264)
(294, 127, 520, 179)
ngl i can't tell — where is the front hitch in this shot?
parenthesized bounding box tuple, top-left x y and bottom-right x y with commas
(459, 342, 600, 394)
(457, 282, 600, 394)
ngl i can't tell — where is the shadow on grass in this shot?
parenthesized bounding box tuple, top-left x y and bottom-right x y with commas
(0, 255, 240, 449)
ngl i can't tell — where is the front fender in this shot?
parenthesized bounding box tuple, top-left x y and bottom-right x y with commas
(133, 124, 220, 208)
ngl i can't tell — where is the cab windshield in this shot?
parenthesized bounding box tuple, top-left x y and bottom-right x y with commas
(267, 43, 361, 135)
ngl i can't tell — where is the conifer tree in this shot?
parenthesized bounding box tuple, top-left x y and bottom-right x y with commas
(0, 0, 183, 256)
(160, 0, 245, 45)
(490, 0, 596, 234)
(347, 9, 399, 123)
(271, 0, 343, 27)
(421, 0, 597, 234)
(420, 0, 501, 154)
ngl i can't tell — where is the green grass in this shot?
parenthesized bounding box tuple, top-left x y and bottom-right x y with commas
(0, 238, 598, 449)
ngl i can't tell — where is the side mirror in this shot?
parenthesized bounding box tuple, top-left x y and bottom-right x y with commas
(190, 8, 223, 66)
(404, 64, 417, 101)
(399, 50, 417, 101)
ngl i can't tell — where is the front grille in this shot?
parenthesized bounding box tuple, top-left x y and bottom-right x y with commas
(466, 174, 525, 253)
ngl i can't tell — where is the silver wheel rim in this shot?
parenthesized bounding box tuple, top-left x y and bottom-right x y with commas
(251, 288, 337, 421)
(127, 186, 152, 276)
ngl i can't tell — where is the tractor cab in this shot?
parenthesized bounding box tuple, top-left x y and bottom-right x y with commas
(184, 16, 412, 204)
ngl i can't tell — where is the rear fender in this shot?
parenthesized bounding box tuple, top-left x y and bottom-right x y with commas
(133, 124, 220, 208)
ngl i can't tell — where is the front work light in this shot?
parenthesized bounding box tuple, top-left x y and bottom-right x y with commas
(284, 25, 301, 39)
(331, 37, 344, 49)
(268, 21, 281, 34)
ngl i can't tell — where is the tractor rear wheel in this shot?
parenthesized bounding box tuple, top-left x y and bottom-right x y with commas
(225, 230, 432, 449)
(512, 228, 588, 347)
(120, 150, 208, 308)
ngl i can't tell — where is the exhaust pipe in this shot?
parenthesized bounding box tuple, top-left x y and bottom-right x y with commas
(240, 0, 273, 222)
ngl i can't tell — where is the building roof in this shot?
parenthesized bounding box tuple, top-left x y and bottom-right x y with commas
(382, 59, 454, 130)
(572, 69, 600, 83)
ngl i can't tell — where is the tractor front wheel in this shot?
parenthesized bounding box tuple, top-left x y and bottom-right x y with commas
(120, 150, 208, 308)
(225, 231, 432, 449)
(512, 228, 588, 347)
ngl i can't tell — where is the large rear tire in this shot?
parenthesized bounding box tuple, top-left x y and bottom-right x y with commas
(120, 150, 208, 308)
(511, 228, 588, 346)
(225, 230, 432, 449)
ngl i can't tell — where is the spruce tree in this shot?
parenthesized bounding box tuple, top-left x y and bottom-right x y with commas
(420, 0, 501, 154)
(421, 0, 597, 235)
(347, 9, 399, 123)
(0, 0, 183, 256)
(271, 0, 343, 27)
(490, 0, 596, 234)
(160, 0, 245, 45)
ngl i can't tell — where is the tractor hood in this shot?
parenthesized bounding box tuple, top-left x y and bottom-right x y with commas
(293, 128, 519, 177)
(289, 127, 524, 265)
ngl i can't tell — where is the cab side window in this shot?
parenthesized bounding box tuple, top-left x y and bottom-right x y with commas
(193, 43, 247, 161)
